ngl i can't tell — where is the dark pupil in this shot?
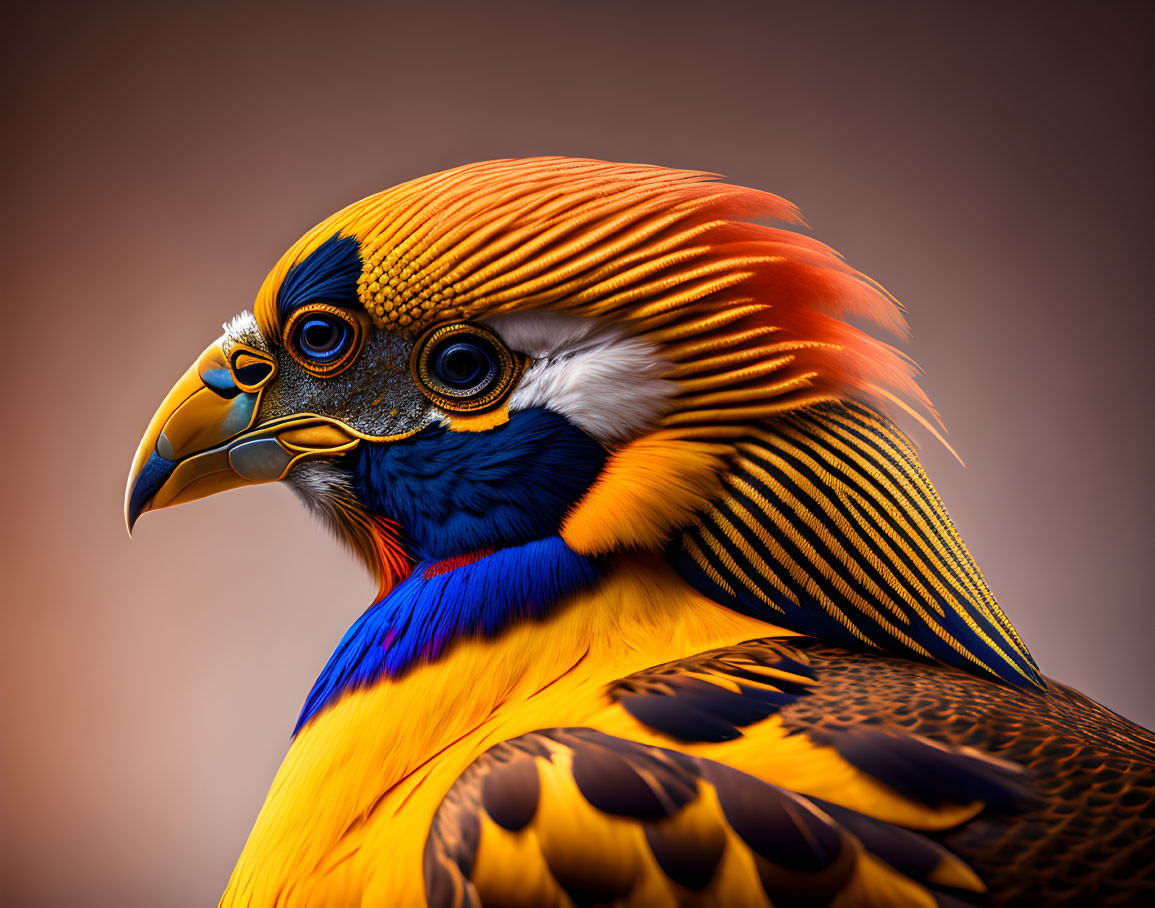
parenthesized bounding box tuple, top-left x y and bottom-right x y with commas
(435, 341, 489, 389)
(299, 317, 346, 359)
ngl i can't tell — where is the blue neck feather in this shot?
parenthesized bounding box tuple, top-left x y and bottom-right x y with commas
(294, 537, 599, 734)
(295, 409, 607, 734)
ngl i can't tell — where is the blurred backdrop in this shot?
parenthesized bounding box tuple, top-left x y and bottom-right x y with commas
(2, 1, 1152, 905)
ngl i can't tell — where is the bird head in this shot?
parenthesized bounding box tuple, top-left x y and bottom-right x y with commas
(126, 157, 938, 659)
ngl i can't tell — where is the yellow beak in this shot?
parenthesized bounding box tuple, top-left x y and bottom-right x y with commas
(125, 340, 359, 532)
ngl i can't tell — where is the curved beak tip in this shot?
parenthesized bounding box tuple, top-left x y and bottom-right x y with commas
(124, 448, 177, 537)
(124, 502, 140, 537)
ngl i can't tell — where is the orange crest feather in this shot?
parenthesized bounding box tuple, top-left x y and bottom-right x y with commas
(255, 157, 930, 440)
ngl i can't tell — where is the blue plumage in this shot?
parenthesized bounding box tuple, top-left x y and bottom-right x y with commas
(293, 408, 608, 732)
(353, 408, 607, 560)
(275, 233, 363, 324)
(295, 536, 599, 733)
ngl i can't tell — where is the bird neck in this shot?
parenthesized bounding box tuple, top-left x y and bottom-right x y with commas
(227, 554, 780, 903)
(292, 408, 615, 732)
(668, 399, 1043, 688)
(294, 535, 601, 733)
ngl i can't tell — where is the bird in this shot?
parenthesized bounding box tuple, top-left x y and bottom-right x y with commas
(125, 157, 1155, 907)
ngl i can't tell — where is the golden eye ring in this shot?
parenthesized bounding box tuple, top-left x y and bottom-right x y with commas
(411, 322, 525, 413)
(283, 304, 365, 377)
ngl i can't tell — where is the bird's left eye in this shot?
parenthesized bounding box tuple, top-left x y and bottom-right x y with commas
(283, 304, 364, 376)
(430, 341, 497, 392)
(412, 322, 525, 413)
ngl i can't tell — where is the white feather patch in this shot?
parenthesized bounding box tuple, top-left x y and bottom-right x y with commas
(285, 460, 355, 540)
(485, 312, 676, 444)
(221, 310, 268, 354)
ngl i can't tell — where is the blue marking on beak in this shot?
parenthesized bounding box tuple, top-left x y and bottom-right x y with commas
(201, 368, 240, 397)
(127, 450, 177, 531)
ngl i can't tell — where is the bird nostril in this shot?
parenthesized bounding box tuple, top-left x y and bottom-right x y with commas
(228, 347, 277, 391)
(234, 361, 273, 387)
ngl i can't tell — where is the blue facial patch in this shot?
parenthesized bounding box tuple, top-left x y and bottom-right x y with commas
(353, 408, 608, 560)
(275, 233, 363, 325)
(295, 408, 610, 733)
(295, 536, 600, 734)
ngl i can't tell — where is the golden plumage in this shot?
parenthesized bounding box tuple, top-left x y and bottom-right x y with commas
(254, 158, 928, 435)
(123, 158, 1154, 906)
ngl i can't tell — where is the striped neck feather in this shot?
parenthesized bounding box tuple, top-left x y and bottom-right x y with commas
(669, 400, 1042, 688)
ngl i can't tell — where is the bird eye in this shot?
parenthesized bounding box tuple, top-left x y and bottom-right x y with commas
(412, 322, 524, 412)
(283, 304, 364, 376)
(300, 317, 346, 359)
(431, 341, 497, 392)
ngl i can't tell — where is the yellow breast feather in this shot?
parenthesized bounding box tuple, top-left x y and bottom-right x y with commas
(221, 555, 785, 906)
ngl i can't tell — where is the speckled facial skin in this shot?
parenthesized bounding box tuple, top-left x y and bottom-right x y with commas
(223, 311, 437, 441)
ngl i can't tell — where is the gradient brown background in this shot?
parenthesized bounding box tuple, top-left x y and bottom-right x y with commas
(2, 2, 1152, 905)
